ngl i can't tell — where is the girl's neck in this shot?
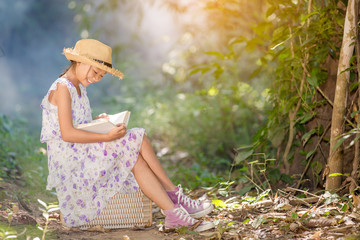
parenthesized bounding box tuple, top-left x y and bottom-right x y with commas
(63, 67, 80, 88)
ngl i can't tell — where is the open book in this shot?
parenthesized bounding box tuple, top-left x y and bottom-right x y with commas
(75, 111, 130, 134)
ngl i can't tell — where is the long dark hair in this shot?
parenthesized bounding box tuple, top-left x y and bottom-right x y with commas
(59, 61, 76, 77)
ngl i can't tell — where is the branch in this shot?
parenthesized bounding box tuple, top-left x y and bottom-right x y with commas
(316, 86, 356, 128)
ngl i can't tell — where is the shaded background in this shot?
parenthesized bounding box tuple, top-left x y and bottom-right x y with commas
(1, 0, 349, 193)
(0, 0, 179, 133)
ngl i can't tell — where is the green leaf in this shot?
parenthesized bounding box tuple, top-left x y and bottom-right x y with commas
(235, 150, 254, 164)
(291, 212, 298, 219)
(37, 199, 47, 208)
(204, 51, 224, 59)
(299, 112, 315, 124)
(280, 174, 293, 184)
(188, 68, 203, 76)
(345, 134, 360, 150)
(212, 199, 226, 208)
(43, 212, 49, 220)
(48, 207, 60, 212)
(306, 149, 316, 159)
(350, 82, 359, 92)
(341, 203, 348, 212)
(302, 128, 317, 145)
(350, 110, 360, 118)
(301, 11, 319, 23)
(333, 137, 346, 150)
(329, 173, 342, 177)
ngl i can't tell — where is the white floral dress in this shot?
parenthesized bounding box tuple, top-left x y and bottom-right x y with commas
(40, 77, 145, 227)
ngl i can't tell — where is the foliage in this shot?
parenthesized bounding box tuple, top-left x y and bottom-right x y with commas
(207, 187, 360, 239)
(160, 0, 270, 170)
(37, 199, 60, 240)
(72, 0, 270, 180)
(167, 160, 226, 189)
(0, 199, 58, 240)
(0, 115, 48, 190)
(228, 0, 348, 188)
(250, 1, 342, 142)
(68, 0, 354, 190)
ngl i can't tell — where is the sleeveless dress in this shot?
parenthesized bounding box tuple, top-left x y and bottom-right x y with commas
(40, 77, 145, 227)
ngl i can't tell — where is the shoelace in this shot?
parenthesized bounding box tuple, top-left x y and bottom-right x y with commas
(176, 184, 201, 209)
(174, 205, 197, 225)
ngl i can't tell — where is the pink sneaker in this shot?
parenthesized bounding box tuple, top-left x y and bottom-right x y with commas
(163, 204, 214, 232)
(167, 185, 214, 218)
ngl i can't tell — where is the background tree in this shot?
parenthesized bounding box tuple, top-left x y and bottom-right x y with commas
(78, 0, 360, 192)
(326, 0, 357, 191)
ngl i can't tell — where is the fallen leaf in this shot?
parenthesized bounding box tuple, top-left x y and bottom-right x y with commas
(86, 225, 110, 232)
(352, 194, 360, 208)
(310, 231, 322, 239)
(290, 222, 299, 232)
(12, 204, 19, 214)
(303, 218, 337, 228)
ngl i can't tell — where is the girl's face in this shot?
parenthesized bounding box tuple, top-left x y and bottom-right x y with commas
(75, 63, 107, 87)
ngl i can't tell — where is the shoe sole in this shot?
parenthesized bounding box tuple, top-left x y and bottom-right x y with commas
(161, 204, 214, 218)
(165, 221, 215, 232)
(189, 204, 214, 218)
(194, 221, 215, 232)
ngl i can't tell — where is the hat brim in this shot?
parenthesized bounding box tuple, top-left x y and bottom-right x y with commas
(63, 48, 124, 79)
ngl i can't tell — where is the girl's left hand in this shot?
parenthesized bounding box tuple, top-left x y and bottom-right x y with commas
(93, 113, 109, 120)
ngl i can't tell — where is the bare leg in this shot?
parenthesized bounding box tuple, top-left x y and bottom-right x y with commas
(139, 135, 176, 191)
(132, 154, 174, 210)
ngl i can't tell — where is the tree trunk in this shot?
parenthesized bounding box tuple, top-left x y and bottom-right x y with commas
(326, 0, 356, 191)
(350, 0, 360, 193)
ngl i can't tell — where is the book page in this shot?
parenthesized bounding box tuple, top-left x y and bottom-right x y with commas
(75, 110, 130, 134)
(109, 111, 130, 126)
(75, 120, 115, 134)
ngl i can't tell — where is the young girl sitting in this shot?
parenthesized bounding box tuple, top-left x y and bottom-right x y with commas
(40, 39, 214, 232)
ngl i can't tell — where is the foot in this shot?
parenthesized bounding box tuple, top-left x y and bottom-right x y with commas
(166, 185, 214, 218)
(163, 204, 214, 232)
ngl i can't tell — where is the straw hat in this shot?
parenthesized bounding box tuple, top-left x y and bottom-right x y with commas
(63, 39, 123, 79)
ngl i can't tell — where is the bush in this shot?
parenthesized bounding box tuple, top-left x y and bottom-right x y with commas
(0, 114, 48, 190)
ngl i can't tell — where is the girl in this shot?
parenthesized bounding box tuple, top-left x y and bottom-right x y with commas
(40, 39, 214, 232)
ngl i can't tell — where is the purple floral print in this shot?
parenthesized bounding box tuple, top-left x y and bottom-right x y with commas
(40, 78, 145, 228)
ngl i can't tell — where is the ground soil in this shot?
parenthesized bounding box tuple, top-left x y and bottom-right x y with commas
(1, 179, 360, 240)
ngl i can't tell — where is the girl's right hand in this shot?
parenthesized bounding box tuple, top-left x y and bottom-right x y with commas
(107, 124, 127, 141)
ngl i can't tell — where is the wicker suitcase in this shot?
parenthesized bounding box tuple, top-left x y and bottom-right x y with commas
(79, 190, 152, 229)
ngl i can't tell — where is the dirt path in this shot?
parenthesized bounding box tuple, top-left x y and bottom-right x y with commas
(56, 227, 168, 240)
(51, 209, 216, 240)
(2, 182, 360, 239)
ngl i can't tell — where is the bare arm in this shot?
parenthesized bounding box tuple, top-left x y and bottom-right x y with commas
(51, 83, 126, 143)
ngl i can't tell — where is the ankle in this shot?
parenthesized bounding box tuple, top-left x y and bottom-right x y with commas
(166, 187, 177, 192)
(163, 203, 179, 214)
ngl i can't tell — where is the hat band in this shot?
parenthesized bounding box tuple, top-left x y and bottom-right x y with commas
(93, 58, 112, 68)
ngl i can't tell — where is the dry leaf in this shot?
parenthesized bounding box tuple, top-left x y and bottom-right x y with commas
(189, 219, 203, 231)
(12, 204, 19, 214)
(310, 231, 322, 239)
(199, 231, 221, 239)
(289, 222, 299, 232)
(86, 225, 110, 232)
(349, 212, 360, 221)
(352, 194, 360, 208)
(303, 218, 336, 228)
